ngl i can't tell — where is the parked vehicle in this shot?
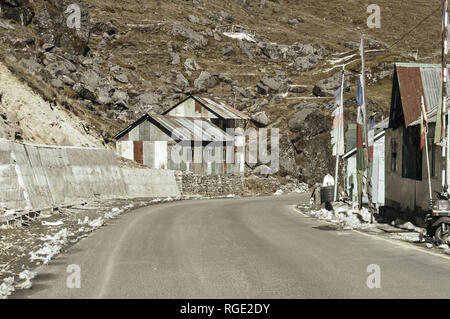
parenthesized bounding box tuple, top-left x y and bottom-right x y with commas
(426, 191, 450, 244)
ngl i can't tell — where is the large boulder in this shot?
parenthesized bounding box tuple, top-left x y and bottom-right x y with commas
(278, 135, 297, 177)
(0, 0, 34, 25)
(194, 71, 218, 91)
(288, 84, 308, 94)
(294, 57, 315, 72)
(253, 164, 272, 176)
(237, 40, 255, 59)
(171, 22, 208, 50)
(34, 0, 90, 56)
(133, 92, 162, 114)
(174, 73, 189, 90)
(258, 76, 288, 94)
(251, 111, 270, 126)
(288, 108, 315, 132)
(184, 57, 202, 71)
(111, 90, 129, 109)
(80, 69, 101, 92)
(313, 71, 350, 97)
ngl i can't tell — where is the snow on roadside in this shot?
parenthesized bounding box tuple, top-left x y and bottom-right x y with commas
(387, 232, 422, 243)
(16, 270, 36, 289)
(0, 198, 174, 299)
(0, 270, 37, 298)
(304, 207, 373, 230)
(274, 189, 283, 196)
(0, 277, 14, 299)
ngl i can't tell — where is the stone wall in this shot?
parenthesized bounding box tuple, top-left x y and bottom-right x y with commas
(177, 172, 246, 196)
(177, 171, 303, 197)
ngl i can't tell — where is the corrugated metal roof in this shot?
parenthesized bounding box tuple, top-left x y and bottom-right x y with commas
(396, 63, 450, 126)
(396, 65, 425, 126)
(193, 95, 251, 120)
(374, 117, 390, 130)
(150, 115, 233, 142)
(408, 97, 450, 126)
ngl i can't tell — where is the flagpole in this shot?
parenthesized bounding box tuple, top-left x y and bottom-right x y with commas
(360, 33, 374, 223)
(334, 65, 345, 202)
(442, 0, 448, 193)
(422, 96, 433, 200)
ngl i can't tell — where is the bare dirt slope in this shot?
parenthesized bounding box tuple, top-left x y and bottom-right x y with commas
(0, 62, 103, 146)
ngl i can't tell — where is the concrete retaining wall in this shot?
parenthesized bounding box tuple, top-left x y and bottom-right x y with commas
(0, 139, 128, 212)
(0, 139, 181, 217)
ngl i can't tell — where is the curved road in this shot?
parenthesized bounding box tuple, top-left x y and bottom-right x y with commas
(13, 194, 450, 298)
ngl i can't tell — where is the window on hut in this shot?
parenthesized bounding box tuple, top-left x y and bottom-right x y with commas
(401, 126, 422, 180)
(391, 139, 397, 172)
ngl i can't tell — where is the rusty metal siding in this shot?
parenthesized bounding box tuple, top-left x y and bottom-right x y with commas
(396, 66, 424, 127)
(133, 141, 143, 164)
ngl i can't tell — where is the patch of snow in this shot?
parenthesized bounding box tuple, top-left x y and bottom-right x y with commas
(88, 217, 104, 228)
(77, 216, 104, 228)
(16, 270, 36, 289)
(41, 220, 63, 226)
(77, 216, 89, 225)
(426, 243, 433, 248)
(39, 228, 73, 245)
(274, 189, 283, 196)
(0, 277, 15, 299)
(30, 243, 61, 264)
(439, 244, 449, 249)
(328, 53, 357, 65)
(104, 207, 122, 220)
(223, 32, 256, 42)
(388, 232, 421, 243)
(4, 210, 16, 216)
(305, 207, 373, 230)
(227, 194, 236, 198)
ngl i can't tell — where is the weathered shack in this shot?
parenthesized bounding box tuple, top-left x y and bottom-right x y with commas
(114, 114, 244, 175)
(162, 95, 250, 131)
(383, 62, 450, 223)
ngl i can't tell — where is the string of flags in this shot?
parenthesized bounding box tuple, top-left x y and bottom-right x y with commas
(331, 85, 344, 156)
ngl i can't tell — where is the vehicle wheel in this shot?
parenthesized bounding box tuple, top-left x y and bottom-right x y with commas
(435, 224, 450, 244)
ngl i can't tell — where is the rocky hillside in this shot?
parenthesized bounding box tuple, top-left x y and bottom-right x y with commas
(0, 0, 443, 184)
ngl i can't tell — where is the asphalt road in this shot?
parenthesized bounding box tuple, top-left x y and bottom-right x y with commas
(13, 194, 450, 298)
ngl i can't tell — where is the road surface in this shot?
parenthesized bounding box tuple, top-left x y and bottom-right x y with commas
(13, 194, 450, 298)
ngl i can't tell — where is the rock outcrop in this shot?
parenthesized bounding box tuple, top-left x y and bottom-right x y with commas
(34, 0, 90, 56)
